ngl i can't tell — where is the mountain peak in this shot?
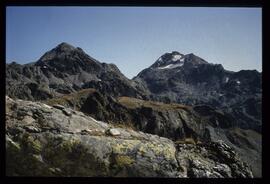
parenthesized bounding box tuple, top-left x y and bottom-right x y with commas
(56, 42, 76, 51)
(184, 53, 208, 65)
(38, 42, 83, 62)
(149, 51, 209, 70)
(171, 51, 182, 55)
(150, 51, 185, 68)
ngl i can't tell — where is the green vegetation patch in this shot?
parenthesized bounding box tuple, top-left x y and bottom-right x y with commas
(20, 133, 42, 154)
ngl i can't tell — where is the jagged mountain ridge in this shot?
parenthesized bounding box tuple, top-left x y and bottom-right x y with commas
(134, 51, 261, 106)
(6, 42, 146, 101)
(133, 51, 262, 133)
(150, 51, 208, 69)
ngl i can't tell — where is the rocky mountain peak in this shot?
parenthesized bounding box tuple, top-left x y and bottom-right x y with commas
(184, 53, 208, 66)
(37, 42, 86, 63)
(150, 51, 209, 70)
(150, 51, 185, 69)
(55, 42, 76, 52)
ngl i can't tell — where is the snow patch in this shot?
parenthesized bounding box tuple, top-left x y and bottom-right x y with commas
(225, 77, 229, 83)
(157, 62, 184, 69)
(172, 54, 182, 61)
(236, 80, 241, 84)
(158, 57, 163, 62)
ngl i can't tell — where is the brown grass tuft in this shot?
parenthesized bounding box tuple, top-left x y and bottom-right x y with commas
(175, 137, 197, 145)
(43, 88, 96, 108)
(118, 96, 191, 111)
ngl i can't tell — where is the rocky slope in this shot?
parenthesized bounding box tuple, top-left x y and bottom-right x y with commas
(43, 89, 261, 177)
(6, 42, 146, 101)
(44, 89, 199, 140)
(6, 96, 253, 177)
(133, 51, 262, 133)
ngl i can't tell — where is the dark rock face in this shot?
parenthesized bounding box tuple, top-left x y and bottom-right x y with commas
(45, 92, 202, 142)
(6, 42, 145, 101)
(6, 96, 253, 177)
(133, 52, 261, 177)
(134, 52, 261, 132)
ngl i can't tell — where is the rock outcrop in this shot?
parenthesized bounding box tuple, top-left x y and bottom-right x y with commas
(6, 96, 252, 177)
(42, 90, 261, 177)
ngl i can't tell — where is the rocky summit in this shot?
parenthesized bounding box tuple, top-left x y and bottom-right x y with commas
(5, 43, 261, 177)
(134, 52, 261, 133)
(6, 42, 145, 101)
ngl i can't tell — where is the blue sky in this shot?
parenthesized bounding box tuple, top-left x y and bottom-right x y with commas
(6, 7, 261, 79)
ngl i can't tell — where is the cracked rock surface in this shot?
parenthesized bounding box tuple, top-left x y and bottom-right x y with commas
(6, 96, 252, 177)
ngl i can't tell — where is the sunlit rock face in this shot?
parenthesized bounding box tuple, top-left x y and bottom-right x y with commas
(6, 96, 253, 177)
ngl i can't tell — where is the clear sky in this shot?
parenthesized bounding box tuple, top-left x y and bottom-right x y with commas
(6, 7, 262, 79)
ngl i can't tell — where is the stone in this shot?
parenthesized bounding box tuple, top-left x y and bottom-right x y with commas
(62, 109, 72, 116)
(108, 128, 121, 136)
(213, 164, 232, 177)
(6, 96, 14, 102)
(41, 103, 52, 109)
(24, 125, 41, 133)
(53, 104, 65, 110)
(22, 116, 35, 124)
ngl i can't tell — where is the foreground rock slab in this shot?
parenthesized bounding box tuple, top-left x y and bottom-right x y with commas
(5, 96, 252, 177)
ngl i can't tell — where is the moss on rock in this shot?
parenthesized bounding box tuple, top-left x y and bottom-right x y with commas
(20, 133, 42, 154)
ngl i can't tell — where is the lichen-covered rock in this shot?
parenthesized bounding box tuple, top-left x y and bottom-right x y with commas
(5, 96, 253, 177)
(175, 141, 253, 178)
(6, 96, 178, 177)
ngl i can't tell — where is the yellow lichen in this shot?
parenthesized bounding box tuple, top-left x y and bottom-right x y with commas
(111, 140, 141, 154)
(111, 139, 175, 162)
(114, 155, 135, 167)
(138, 142, 176, 161)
